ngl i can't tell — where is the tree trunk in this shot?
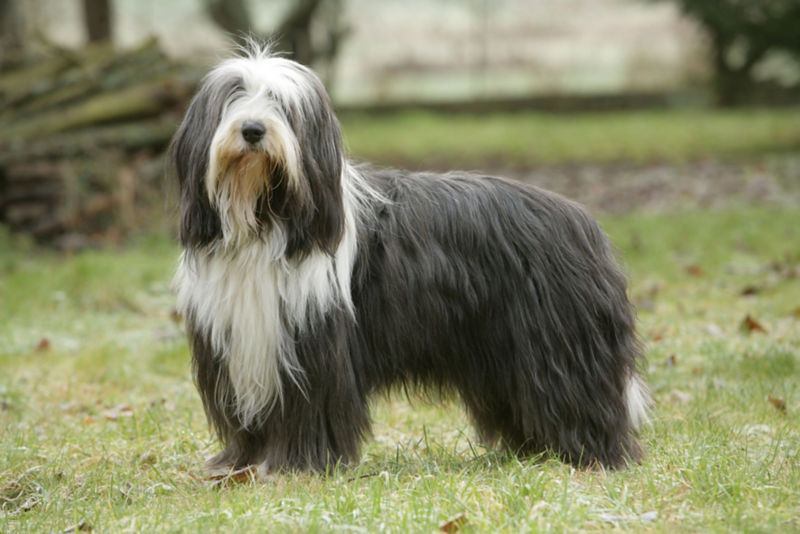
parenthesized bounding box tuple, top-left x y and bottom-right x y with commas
(204, 0, 252, 46)
(275, 0, 322, 65)
(203, 0, 330, 66)
(83, 0, 112, 43)
(0, 0, 25, 57)
(709, 31, 759, 107)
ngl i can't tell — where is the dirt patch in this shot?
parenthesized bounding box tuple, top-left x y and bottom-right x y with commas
(503, 156, 800, 214)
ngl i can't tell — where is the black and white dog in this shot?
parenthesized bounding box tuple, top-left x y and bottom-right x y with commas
(169, 45, 648, 475)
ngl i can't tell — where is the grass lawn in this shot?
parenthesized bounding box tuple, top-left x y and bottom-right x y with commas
(340, 108, 800, 168)
(1, 204, 798, 532)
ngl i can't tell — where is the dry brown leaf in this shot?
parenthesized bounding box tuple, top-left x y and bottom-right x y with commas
(768, 395, 787, 414)
(439, 513, 468, 533)
(686, 265, 704, 277)
(651, 329, 665, 342)
(63, 519, 92, 533)
(208, 465, 259, 488)
(792, 307, 800, 318)
(740, 285, 761, 296)
(663, 354, 677, 368)
(35, 337, 51, 352)
(740, 315, 767, 334)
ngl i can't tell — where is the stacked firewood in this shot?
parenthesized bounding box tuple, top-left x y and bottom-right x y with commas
(0, 38, 198, 247)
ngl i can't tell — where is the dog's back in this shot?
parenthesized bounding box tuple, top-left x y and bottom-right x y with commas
(348, 169, 647, 468)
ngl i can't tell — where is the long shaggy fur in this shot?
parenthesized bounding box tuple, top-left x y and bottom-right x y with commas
(169, 45, 649, 474)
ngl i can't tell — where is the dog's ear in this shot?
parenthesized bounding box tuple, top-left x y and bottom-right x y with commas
(294, 81, 346, 256)
(169, 75, 241, 247)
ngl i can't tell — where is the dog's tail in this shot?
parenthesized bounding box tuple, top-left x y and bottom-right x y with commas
(624, 373, 651, 431)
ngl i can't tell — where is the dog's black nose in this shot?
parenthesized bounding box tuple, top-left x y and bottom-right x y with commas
(241, 121, 266, 144)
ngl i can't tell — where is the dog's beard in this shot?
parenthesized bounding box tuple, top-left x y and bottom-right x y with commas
(208, 149, 276, 245)
(206, 115, 306, 246)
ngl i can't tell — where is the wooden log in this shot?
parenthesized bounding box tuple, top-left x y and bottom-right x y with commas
(5, 201, 50, 226)
(0, 117, 177, 164)
(51, 194, 116, 237)
(0, 42, 115, 105)
(0, 37, 166, 120)
(0, 77, 187, 143)
(0, 161, 63, 237)
(2, 178, 62, 203)
(0, 38, 199, 244)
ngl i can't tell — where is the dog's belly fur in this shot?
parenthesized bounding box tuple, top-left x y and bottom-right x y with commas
(179, 168, 647, 473)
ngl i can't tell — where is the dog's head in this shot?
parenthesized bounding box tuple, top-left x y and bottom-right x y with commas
(170, 44, 345, 255)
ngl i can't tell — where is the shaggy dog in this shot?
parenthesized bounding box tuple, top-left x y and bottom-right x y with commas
(169, 45, 648, 475)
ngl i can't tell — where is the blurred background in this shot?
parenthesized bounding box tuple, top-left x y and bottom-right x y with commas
(1, 0, 799, 248)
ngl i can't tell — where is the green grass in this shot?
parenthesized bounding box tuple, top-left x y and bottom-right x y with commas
(1, 207, 799, 532)
(340, 108, 800, 167)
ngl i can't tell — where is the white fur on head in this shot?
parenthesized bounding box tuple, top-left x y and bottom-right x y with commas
(203, 44, 323, 246)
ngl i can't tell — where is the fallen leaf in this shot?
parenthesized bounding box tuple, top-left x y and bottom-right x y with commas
(138, 451, 157, 465)
(768, 395, 787, 414)
(83, 415, 95, 425)
(21, 495, 39, 512)
(35, 337, 51, 353)
(208, 465, 259, 488)
(770, 259, 800, 280)
(651, 329, 665, 342)
(686, 265, 704, 277)
(740, 315, 767, 334)
(63, 519, 92, 533)
(439, 513, 468, 533)
(102, 405, 133, 421)
(740, 285, 761, 296)
(663, 354, 677, 367)
(792, 307, 800, 318)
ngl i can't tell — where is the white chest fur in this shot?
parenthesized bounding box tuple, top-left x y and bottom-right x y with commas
(174, 233, 357, 427)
